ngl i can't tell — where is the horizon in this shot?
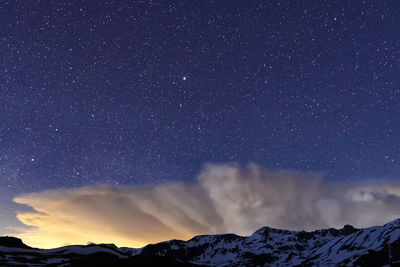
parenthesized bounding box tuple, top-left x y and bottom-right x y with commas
(5, 164, 400, 249)
(2, 214, 399, 250)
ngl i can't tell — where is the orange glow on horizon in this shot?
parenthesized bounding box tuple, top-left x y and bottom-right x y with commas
(14, 210, 196, 249)
(10, 164, 400, 250)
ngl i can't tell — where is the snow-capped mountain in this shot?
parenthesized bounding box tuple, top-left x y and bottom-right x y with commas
(1, 219, 400, 266)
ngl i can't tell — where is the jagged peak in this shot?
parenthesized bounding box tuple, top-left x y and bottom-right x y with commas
(251, 223, 359, 240)
(251, 226, 293, 237)
(1, 218, 400, 266)
(383, 217, 400, 227)
(339, 224, 359, 235)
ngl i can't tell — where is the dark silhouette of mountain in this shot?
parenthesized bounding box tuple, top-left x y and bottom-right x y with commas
(1, 219, 400, 266)
(0, 236, 33, 249)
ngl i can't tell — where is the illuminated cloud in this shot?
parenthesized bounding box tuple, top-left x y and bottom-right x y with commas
(13, 164, 400, 248)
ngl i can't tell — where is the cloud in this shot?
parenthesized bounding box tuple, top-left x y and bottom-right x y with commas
(13, 163, 400, 248)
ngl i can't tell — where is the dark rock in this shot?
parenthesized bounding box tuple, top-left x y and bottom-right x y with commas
(0, 236, 33, 249)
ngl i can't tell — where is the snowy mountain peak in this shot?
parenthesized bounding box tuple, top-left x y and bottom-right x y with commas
(1, 219, 400, 266)
(384, 218, 400, 227)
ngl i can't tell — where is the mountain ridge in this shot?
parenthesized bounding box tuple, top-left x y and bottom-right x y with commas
(1, 219, 400, 266)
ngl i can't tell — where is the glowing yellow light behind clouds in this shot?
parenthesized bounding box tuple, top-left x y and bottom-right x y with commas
(12, 164, 400, 249)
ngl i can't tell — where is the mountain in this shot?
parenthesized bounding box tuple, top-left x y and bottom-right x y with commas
(1, 219, 400, 266)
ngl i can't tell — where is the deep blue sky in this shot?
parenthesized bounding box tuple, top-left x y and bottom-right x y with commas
(1, 0, 400, 231)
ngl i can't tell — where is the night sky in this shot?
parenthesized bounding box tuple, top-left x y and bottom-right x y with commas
(1, 1, 400, 235)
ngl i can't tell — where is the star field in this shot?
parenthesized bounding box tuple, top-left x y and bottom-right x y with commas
(1, 1, 400, 231)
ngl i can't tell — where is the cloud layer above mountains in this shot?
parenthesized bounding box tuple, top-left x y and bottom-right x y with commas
(14, 164, 400, 248)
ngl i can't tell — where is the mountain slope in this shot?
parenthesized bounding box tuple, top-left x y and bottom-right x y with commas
(1, 219, 400, 266)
